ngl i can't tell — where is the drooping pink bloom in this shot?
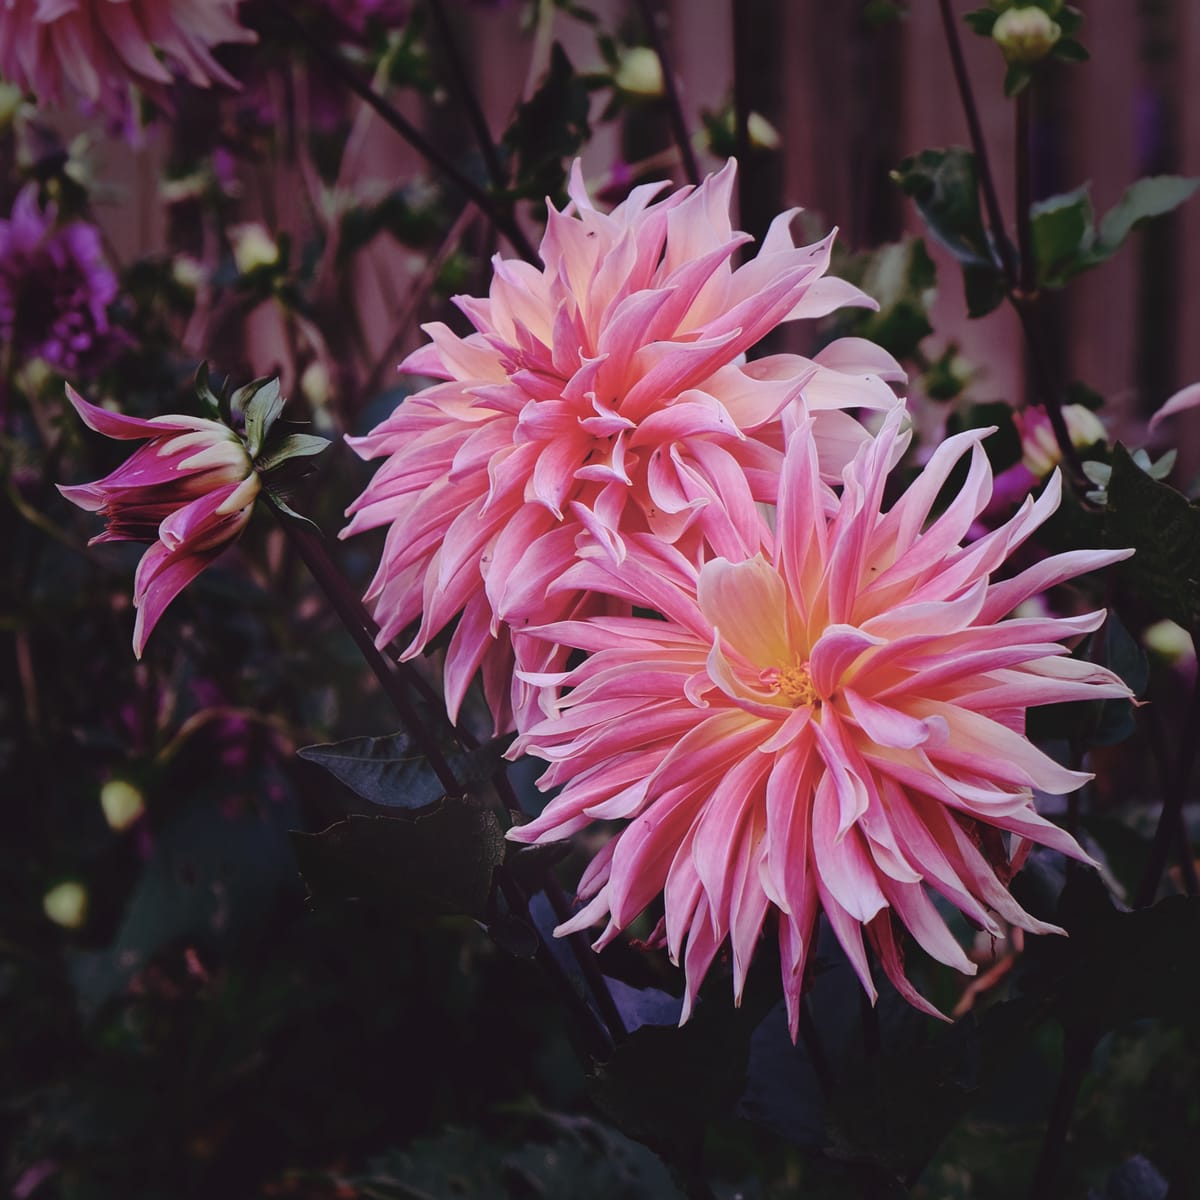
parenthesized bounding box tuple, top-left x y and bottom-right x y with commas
(0, 0, 256, 121)
(508, 408, 1133, 1034)
(343, 161, 902, 732)
(58, 386, 260, 657)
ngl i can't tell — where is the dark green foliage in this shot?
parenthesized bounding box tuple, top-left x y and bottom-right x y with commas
(502, 43, 592, 205)
(1104, 444, 1200, 630)
(291, 801, 505, 921)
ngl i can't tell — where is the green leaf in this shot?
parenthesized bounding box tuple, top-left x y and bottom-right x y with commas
(828, 236, 937, 360)
(298, 731, 506, 811)
(263, 487, 320, 530)
(255, 432, 330, 473)
(1030, 184, 1094, 286)
(502, 42, 591, 205)
(1052, 36, 1089, 62)
(291, 799, 505, 921)
(964, 262, 1006, 317)
(1003, 62, 1033, 97)
(194, 361, 221, 418)
(892, 147, 998, 272)
(242, 378, 285, 460)
(1104, 443, 1200, 629)
(963, 8, 998, 36)
(1095, 176, 1200, 257)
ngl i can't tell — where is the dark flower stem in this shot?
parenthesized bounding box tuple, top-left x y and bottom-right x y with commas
(426, 0, 509, 192)
(265, 496, 463, 795)
(937, 0, 1083, 480)
(270, 2, 538, 265)
(1136, 634, 1200, 906)
(936, 0, 1018, 287)
(1015, 88, 1036, 298)
(266, 496, 627, 1046)
(634, 0, 701, 186)
(1027, 1032, 1094, 1200)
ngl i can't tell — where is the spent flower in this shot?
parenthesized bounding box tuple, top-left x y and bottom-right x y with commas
(509, 409, 1133, 1033)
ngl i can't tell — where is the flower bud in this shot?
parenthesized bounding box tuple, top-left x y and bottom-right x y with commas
(43, 881, 88, 929)
(1142, 619, 1195, 666)
(992, 7, 1062, 64)
(1018, 403, 1104, 476)
(100, 778, 145, 831)
(614, 46, 664, 98)
(230, 222, 280, 276)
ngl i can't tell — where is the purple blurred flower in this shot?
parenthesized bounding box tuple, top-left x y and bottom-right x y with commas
(0, 186, 121, 374)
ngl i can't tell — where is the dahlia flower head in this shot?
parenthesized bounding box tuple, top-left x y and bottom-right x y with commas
(59, 385, 260, 657)
(0, 0, 256, 121)
(0, 185, 120, 373)
(343, 160, 903, 732)
(508, 408, 1134, 1034)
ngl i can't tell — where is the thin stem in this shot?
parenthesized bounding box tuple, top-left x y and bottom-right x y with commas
(936, 0, 1018, 287)
(634, 0, 701, 186)
(544, 878, 627, 1042)
(798, 1001, 835, 1102)
(266, 497, 462, 796)
(1136, 640, 1200, 906)
(1015, 88, 1036, 298)
(1011, 299, 1085, 480)
(1028, 1032, 1094, 1200)
(271, 2, 538, 265)
(426, 0, 509, 191)
(495, 867, 615, 1060)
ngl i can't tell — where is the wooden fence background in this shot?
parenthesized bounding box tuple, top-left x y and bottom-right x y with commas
(95, 0, 1200, 474)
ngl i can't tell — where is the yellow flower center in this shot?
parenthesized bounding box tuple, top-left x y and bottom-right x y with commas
(762, 663, 818, 707)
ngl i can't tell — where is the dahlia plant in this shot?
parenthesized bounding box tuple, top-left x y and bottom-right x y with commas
(509, 408, 1133, 1033)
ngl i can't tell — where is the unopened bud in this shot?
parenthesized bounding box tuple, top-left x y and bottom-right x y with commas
(230, 223, 280, 276)
(614, 46, 664, 98)
(43, 881, 88, 929)
(100, 779, 145, 831)
(300, 360, 333, 410)
(0, 82, 22, 129)
(747, 112, 782, 151)
(1143, 619, 1195, 666)
(992, 7, 1061, 64)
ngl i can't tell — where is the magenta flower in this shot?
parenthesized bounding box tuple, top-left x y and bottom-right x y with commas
(343, 161, 902, 732)
(508, 409, 1133, 1033)
(0, 0, 256, 120)
(58, 386, 260, 657)
(0, 186, 120, 373)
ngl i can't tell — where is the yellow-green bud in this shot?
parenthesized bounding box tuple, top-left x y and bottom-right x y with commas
(1142, 619, 1194, 666)
(747, 112, 782, 151)
(230, 223, 280, 276)
(300, 360, 333, 410)
(614, 46, 664, 98)
(992, 7, 1061, 64)
(100, 779, 145, 832)
(43, 881, 88, 929)
(0, 82, 22, 129)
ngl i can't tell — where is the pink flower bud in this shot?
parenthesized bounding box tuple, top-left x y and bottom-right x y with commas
(58, 386, 260, 657)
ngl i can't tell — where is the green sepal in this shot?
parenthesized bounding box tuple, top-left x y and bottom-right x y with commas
(1052, 36, 1089, 62)
(255, 432, 331, 474)
(241, 378, 285, 460)
(1003, 62, 1033, 97)
(194, 361, 222, 419)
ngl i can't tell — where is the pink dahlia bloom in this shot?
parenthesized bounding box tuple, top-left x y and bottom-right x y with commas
(343, 161, 902, 732)
(59, 386, 260, 657)
(0, 0, 256, 119)
(508, 408, 1134, 1034)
